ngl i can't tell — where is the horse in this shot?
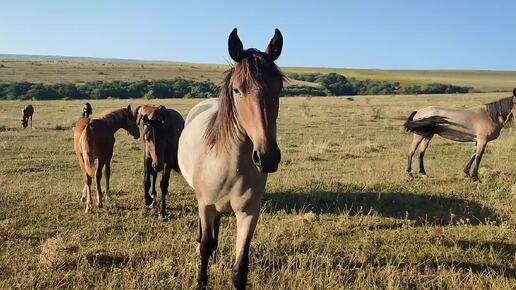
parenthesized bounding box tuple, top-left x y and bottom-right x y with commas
(134, 105, 184, 217)
(82, 102, 93, 118)
(73, 105, 140, 213)
(21, 105, 34, 129)
(404, 90, 516, 181)
(178, 28, 283, 290)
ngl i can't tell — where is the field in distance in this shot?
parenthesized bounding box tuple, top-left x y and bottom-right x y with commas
(2, 56, 516, 91)
(0, 93, 514, 289)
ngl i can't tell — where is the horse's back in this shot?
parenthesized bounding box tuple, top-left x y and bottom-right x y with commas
(184, 98, 218, 126)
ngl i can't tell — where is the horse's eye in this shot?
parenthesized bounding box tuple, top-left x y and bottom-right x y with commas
(232, 88, 240, 95)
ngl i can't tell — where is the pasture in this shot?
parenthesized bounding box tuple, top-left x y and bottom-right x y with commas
(0, 94, 514, 289)
(2, 58, 516, 91)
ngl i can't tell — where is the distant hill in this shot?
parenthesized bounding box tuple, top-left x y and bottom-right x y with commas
(0, 54, 515, 92)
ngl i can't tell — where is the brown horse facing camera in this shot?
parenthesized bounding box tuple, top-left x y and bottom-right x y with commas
(73, 105, 140, 213)
(21, 105, 34, 129)
(178, 28, 283, 290)
(134, 105, 184, 217)
(405, 90, 516, 181)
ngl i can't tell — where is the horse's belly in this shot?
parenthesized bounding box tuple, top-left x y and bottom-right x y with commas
(435, 124, 476, 142)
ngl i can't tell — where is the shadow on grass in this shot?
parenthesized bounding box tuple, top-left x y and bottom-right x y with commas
(264, 189, 503, 226)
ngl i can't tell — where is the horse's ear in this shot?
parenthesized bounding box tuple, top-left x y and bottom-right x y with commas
(513, 88, 516, 98)
(127, 104, 132, 112)
(265, 28, 283, 61)
(228, 28, 244, 62)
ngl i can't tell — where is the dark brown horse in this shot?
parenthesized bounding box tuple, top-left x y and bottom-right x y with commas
(405, 90, 516, 181)
(82, 102, 93, 118)
(178, 28, 283, 290)
(73, 105, 140, 213)
(21, 105, 34, 129)
(135, 105, 184, 217)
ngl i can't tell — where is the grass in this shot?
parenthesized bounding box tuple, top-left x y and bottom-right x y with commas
(0, 94, 515, 289)
(2, 59, 516, 91)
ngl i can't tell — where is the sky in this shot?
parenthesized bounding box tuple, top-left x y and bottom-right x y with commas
(1, 0, 516, 70)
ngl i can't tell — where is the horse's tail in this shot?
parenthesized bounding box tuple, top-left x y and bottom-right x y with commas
(80, 124, 95, 176)
(404, 113, 445, 135)
(403, 111, 418, 132)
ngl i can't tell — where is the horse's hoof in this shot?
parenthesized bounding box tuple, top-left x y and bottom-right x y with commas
(84, 208, 91, 214)
(406, 172, 413, 178)
(420, 173, 428, 178)
(97, 202, 103, 208)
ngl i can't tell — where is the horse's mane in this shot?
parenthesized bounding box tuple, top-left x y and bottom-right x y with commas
(95, 108, 130, 129)
(204, 49, 283, 153)
(485, 97, 513, 123)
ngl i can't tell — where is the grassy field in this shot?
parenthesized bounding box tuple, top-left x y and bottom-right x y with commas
(2, 59, 516, 91)
(0, 94, 515, 289)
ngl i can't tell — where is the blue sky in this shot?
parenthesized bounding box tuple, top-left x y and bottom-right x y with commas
(1, 0, 515, 70)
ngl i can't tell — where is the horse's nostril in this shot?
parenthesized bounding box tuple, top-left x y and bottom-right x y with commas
(252, 150, 261, 165)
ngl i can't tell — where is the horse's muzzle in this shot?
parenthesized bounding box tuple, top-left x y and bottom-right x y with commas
(253, 146, 281, 173)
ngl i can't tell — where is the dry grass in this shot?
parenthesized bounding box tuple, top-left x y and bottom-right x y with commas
(0, 94, 515, 289)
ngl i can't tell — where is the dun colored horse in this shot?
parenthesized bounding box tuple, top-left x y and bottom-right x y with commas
(135, 105, 184, 217)
(21, 105, 34, 129)
(82, 102, 93, 118)
(178, 28, 283, 289)
(73, 105, 140, 213)
(405, 90, 516, 181)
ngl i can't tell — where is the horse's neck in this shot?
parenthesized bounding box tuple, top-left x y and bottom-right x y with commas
(100, 116, 124, 133)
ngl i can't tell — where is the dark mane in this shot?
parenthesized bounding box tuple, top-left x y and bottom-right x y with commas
(204, 49, 283, 153)
(485, 97, 513, 123)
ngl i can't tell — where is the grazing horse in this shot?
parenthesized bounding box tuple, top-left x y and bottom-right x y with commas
(405, 90, 516, 181)
(178, 28, 283, 290)
(21, 105, 34, 129)
(134, 105, 184, 217)
(82, 102, 93, 118)
(73, 105, 140, 213)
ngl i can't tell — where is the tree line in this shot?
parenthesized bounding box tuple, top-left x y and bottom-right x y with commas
(0, 73, 473, 100)
(283, 72, 473, 96)
(0, 79, 218, 100)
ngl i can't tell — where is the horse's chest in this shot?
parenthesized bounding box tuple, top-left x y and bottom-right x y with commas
(193, 156, 266, 212)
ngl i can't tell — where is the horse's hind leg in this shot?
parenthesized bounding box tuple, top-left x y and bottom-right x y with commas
(471, 139, 487, 182)
(84, 174, 93, 213)
(96, 159, 105, 208)
(197, 205, 220, 289)
(418, 135, 433, 177)
(233, 208, 260, 290)
(407, 134, 424, 176)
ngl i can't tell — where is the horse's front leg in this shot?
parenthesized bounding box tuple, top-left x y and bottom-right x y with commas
(464, 154, 476, 177)
(159, 163, 172, 218)
(104, 161, 111, 200)
(143, 158, 153, 206)
(471, 139, 487, 182)
(197, 205, 221, 290)
(233, 208, 260, 290)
